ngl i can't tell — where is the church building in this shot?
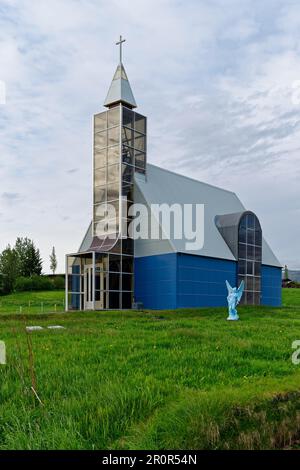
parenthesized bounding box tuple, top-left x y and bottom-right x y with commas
(65, 38, 282, 311)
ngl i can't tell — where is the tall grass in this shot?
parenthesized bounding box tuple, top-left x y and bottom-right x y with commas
(0, 289, 299, 449)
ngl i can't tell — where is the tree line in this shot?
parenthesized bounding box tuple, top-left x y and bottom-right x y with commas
(0, 238, 58, 294)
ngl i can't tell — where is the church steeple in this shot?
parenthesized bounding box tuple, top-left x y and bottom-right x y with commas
(104, 36, 137, 109)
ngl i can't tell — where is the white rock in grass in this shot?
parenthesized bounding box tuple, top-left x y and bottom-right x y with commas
(47, 325, 65, 329)
(26, 326, 44, 331)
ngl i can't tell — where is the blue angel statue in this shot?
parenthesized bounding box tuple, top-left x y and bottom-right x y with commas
(225, 280, 245, 321)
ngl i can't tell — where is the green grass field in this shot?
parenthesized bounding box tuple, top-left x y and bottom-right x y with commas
(0, 289, 300, 450)
(0, 290, 65, 315)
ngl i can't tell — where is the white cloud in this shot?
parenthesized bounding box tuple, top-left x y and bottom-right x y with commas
(0, 0, 299, 271)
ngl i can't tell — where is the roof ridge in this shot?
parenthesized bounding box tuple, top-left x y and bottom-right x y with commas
(147, 163, 237, 196)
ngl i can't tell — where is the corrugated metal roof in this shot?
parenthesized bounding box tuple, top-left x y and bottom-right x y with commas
(77, 164, 281, 268)
(134, 164, 282, 268)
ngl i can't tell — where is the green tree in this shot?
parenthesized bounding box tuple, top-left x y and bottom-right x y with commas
(0, 246, 19, 294)
(14, 237, 43, 277)
(50, 246, 58, 275)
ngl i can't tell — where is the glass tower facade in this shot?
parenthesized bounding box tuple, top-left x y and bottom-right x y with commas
(66, 103, 147, 310)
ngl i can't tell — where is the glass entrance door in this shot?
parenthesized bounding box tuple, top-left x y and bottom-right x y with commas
(84, 266, 94, 310)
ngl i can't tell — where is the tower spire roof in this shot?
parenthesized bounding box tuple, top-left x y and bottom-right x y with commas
(104, 35, 137, 109)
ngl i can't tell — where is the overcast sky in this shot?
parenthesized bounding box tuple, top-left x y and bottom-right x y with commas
(0, 0, 300, 273)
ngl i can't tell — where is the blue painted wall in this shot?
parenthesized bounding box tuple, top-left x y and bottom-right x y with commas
(134, 253, 236, 309)
(261, 265, 282, 306)
(135, 253, 282, 309)
(134, 253, 177, 309)
(177, 253, 237, 308)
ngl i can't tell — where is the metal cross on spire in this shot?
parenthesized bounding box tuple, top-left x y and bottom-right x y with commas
(116, 35, 126, 64)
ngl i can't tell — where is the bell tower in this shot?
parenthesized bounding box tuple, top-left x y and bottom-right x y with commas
(91, 36, 147, 308)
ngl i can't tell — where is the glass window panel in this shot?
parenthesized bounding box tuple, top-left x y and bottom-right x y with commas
(68, 293, 81, 310)
(121, 219, 130, 238)
(122, 183, 134, 200)
(68, 274, 82, 293)
(240, 216, 247, 230)
(246, 276, 254, 291)
(255, 229, 262, 246)
(109, 291, 120, 309)
(94, 220, 106, 237)
(122, 238, 134, 255)
(120, 196, 129, 220)
(108, 107, 120, 128)
(108, 146, 119, 165)
(238, 213, 262, 305)
(238, 260, 246, 275)
(107, 199, 119, 220)
(247, 214, 255, 229)
(109, 254, 121, 272)
(122, 164, 134, 183)
(95, 272, 108, 291)
(94, 112, 107, 133)
(122, 145, 134, 165)
(135, 150, 146, 169)
(134, 132, 146, 152)
(107, 182, 119, 201)
(94, 131, 107, 149)
(107, 164, 119, 184)
(122, 292, 132, 309)
(68, 274, 74, 291)
(239, 243, 246, 259)
(94, 149, 106, 169)
(247, 244, 254, 260)
(95, 289, 103, 303)
(122, 107, 134, 128)
(94, 167, 106, 186)
(247, 261, 254, 275)
(122, 257, 133, 273)
(109, 239, 122, 254)
(105, 291, 109, 308)
(135, 113, 146, 134)
(122, 274, 132, 291)
(109, 273, 120, 291)
(94, 186, 106, 204)
(121, 199, 134, 218)
(95, 254, 109, 271)
(254, 277, 261, 291)
(122, 127, 134, 147)
(246, 291, 254, 305)
(96, 260, 108, 274)
(255, 246, 262, 262)
(95, 220, 118, 237)
(94, 203, 107, 221)
(67, 257, 84, 275)
(94, 223, 118, 239)
(247, 230, 255, 245)
(106, 219, 119, 234)
(239, 226, 246, 243)
(108, 126, 119, 146)
(254, 262, 261, 277)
